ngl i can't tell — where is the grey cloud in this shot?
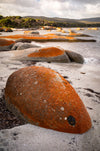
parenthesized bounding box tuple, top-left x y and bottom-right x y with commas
(69, 0, 100, 4)
(0, 0, 38, 8)
(0, 0, 100, 18)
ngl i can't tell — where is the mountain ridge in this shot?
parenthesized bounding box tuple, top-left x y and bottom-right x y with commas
(24, 16, 100, 23)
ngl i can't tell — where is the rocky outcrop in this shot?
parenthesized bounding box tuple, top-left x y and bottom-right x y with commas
(15, 38, 32, 43)
(65, 50, 84, 64)
(27, 47, 84, 63)
(27, 47, 70, 63)
(0, 45, 13, 51)
(5, 66, 91, 134)
(0, 34, 96, 42)
(0, 38, 15, 51)
(11, 42, 40, 50)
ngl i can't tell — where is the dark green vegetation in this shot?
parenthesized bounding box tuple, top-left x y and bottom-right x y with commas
(0, 15, 100, 28)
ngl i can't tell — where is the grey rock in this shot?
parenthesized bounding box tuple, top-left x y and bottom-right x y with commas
(15, 39, 32, 43)
(12, 47, 84, 64)
(27, 49, 84, 63)
(11, 42, 40, 50)
(28, 53, 71, 63)
(11, 42, 22, 50)
(0, 44, 14, 51)
(65, 50, 84, 64)
(30, 31, 39, 35)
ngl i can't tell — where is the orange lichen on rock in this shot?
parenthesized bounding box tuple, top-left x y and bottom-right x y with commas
(43, 33, 74, 40)
(65, 36, 75, 40)
(0, 38, 15, 46)
(43, 33, 57, 36)
(28, 47, 64, 57)
(0, 34, 75, 41)
(0, 34, 55, 40)
(5, 66, 92, 134)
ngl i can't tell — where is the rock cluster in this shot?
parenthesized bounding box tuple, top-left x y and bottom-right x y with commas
(28, 47, 84, 63)
(0, 34, 96, 42)
(5, 66, 92, 134)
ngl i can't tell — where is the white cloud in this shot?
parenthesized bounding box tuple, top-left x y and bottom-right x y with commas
(0, 0, 100, 18)
(85, 3, 100, 17)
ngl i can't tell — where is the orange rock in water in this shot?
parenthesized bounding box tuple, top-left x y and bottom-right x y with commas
(5, 66, 91, 134)
(28, 47, 64, 58)
(0, 38, 15, 46)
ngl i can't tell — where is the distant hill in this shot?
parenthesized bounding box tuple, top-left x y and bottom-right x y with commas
(24, 16, 100, 24)
(24, 16, 79, 23)
(79, 17, 100, 23)
(0, 15, 100, 28)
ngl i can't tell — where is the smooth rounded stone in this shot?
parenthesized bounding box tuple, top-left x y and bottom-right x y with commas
(0, 38, 15, 46)
(28, 47, 70, 63)
(0, 39, 15, 51)
(5, 66, 91, 134)
(65, 50, 84, 64)
(11, 42, 40, 50)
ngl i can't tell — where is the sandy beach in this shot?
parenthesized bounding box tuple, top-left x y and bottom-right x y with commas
(0, 28, 100, 151)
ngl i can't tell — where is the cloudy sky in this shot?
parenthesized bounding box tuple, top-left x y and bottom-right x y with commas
(0, 0, 100, 19)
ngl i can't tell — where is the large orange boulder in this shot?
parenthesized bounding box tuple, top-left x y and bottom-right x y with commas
(28, 47, 70, 63)
(5, 66, 91, 134)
